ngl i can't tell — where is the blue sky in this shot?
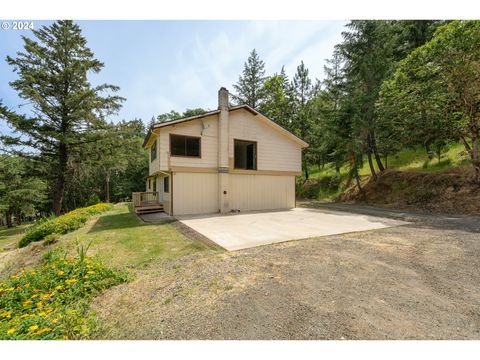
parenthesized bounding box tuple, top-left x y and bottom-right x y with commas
(0, 20, 346, 132)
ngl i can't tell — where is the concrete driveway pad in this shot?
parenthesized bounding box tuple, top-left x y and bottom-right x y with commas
(177, 207, 408, 250)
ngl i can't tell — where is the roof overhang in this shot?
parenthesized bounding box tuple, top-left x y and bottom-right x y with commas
(142, 105, 309, 149)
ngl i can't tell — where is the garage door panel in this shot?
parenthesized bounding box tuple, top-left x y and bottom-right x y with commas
(230, 175, 294, 211)
(173, 173, 218, 215)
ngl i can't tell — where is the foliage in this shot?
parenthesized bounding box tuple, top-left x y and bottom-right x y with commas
(19, 203, 112, 248)
(259, 67, 295, 131)
(0, 253, 126, 339)
(0, 20, 124, 215)
(232, 49, 267, 108)
(85, 194, 101, 207)
(377, 20, 480, 180)
(0, 155, 47, 227)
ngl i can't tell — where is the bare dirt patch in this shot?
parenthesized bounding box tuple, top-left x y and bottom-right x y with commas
(91, 207, 480, 339)
(341, 166, 480, 215)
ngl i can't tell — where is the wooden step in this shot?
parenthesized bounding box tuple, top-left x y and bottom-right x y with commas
(135, 205, 164, 214)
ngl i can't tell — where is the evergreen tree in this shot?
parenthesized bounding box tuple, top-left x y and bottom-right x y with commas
(0, 155, 46, 227)
(259, 66, 294, 130)
(292, 61, 313, 179)
(0, 20, 124, 215)
(232, 49, 267, 108)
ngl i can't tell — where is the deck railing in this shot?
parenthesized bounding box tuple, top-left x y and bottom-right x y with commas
(132, 192, 160, 207)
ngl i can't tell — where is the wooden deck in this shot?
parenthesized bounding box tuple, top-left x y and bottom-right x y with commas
(132, 192, 164, 214)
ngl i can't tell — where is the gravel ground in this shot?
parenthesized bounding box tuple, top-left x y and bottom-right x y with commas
(91, 204, 480, 339)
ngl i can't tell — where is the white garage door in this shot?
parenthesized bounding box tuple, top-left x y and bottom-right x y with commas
(172, 172, 219, 215)
(230, 174, 295, 212)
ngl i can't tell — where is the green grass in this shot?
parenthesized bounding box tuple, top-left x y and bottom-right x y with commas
(0, 224, 30, 252)
(59, 203, 209, 269)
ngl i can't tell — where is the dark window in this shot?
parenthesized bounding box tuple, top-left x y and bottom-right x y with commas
(170, 134, 201, 157)
(164, 176, 170, 193)
(150, 140, 157, 162)
(148, 179, 151, 189)
(234, 140, 257, 170)
(153, 178, 157, 192)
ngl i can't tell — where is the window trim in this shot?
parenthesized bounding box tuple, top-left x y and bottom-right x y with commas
(233, 138, 258, 171)
(150, 139, 157, 162)
(169, 134, 202, 158)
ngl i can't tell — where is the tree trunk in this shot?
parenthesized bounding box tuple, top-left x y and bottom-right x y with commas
(15, 209, 22, 226)
(53, 143, 68, 215)
(472, 134, 479, 182)
(367, 151, 377, 181)
(105, 171, 111, 203)
(369, 130, 385, 172)
(354, 171, 362, 193)
(5, 210, 13, 228)
(302, 157, 309, 181)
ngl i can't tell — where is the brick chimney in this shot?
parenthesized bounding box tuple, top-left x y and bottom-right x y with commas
(218, 87, 230, 213)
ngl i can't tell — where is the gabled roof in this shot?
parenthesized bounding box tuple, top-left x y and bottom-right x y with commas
(143, 105, 309, 148)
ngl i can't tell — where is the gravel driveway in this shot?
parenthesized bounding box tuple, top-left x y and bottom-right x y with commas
(92, 203, 480, 339)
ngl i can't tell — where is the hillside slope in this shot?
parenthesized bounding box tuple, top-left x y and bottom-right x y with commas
(340, 166, 480, 215)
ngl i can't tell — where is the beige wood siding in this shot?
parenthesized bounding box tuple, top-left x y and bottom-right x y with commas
(229, 109, 302, 173)
(230, 174, 295, 211)
(172, 172, 219, 215)
(158, 115, 218, 171)
(148, 137, 160, 176)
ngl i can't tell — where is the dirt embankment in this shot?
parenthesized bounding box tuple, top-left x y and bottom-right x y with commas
(340, 166, 480, 215)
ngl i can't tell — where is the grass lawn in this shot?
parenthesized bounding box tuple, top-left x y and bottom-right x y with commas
(0, 224, 30, 252)
(59, 203, 210, 270)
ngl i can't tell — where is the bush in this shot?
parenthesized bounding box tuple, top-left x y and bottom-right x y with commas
(0, 253, 127, 340)
(85, 194, 101, 207)
(43, 233, 60, 246)
(19, 203, 112, 248)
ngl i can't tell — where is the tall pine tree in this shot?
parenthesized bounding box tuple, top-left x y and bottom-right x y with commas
(232, 49, 267, 109)
(0, 20, 124, 214)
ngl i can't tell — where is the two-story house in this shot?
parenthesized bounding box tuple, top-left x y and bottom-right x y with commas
(140, 87, 308, 216)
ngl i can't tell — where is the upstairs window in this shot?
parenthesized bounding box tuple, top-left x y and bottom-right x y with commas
(170, 134, 201, 157)
(150, 140, 157, 162)
(234, 139, 257, 170)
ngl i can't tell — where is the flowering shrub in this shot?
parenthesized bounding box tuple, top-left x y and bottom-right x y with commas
(0, 254, 126, 340)
(19, 203, 112, 248)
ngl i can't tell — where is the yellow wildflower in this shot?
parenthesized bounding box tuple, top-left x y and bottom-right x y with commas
(2, 311, 11, 319)
(6, 287, 15, 291)
(65, 278, 77, 284)
(52, 318, 60, 324)
(23, 300, 33, 307)
(20, 314, 30, 318)
(31, 294, 38, 299)
(10, 275, 19, 279)
(57, 270, 64, 276)
(40, 293, 51, 300)
(38, 311, 46, 317)
(87, 270, 95, 275)
(7, 328, 16, 335)
(25, 283, 30, 288)
(28, 325, 39, 332)
(55, 285, 63, 291)
(83, 275, 89, 279)
(36, 327, 51, 335)
(63, 335, 69, 340)
(36, 301, 43, 308)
